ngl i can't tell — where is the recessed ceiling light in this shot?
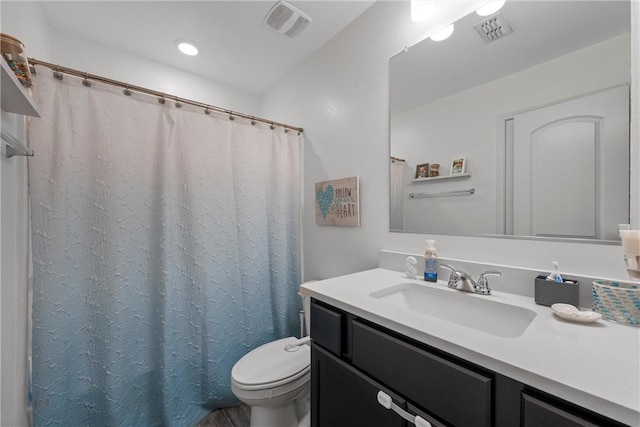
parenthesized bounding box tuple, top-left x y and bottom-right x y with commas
(476, 0, 506, 17)
(430, 24, 454, 42)
(177, 41, 199, 56)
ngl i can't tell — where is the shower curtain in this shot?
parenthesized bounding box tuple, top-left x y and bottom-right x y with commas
(389, 159, 405, 230)
(27, 67, 301, 426)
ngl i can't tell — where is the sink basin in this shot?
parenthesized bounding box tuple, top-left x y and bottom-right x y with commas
(370, 283, 536, 338)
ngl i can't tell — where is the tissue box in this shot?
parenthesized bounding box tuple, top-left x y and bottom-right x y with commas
(534, 275, 579, 307)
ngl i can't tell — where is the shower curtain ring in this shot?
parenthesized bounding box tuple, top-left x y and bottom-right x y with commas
(158, 93, 166, 105)
(53, 65, 63, 80)
(175, 96, 182, 108)
(250, 117, 256, 126)
(82, 72, 91, 87)
(270, 124, 275, 130)
(123, 85, 132, 96)
(204, 105, 211, 115)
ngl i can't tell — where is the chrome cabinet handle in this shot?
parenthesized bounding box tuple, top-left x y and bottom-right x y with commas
(377, 390, 432, 427)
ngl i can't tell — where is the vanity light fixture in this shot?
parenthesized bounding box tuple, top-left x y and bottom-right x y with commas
(476, 0, 506, 17)
(411, 0, 438, 23)
(430, 24, 454, 41)
(177, 40, 199, 56)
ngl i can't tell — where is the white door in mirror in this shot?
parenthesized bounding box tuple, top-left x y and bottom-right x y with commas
(510, 85, 629, 240)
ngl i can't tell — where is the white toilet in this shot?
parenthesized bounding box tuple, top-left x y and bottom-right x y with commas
(231, 288, 313, 427)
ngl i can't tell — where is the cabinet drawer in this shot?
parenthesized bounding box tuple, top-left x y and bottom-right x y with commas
(522, 393, 624, 427)
(310, 300, 343, 356)
(352, 320, 492, 427)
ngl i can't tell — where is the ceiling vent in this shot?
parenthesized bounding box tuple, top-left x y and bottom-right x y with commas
(474, 12, 513, 43)
(264, 1, 311, 38)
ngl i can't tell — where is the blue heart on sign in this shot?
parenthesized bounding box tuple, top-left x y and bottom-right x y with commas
(317, 185, 334, 219)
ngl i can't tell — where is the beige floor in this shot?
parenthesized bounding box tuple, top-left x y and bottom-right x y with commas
(196, 404, 250, 427)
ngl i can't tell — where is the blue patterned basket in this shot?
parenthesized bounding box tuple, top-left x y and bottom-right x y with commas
(592, 280, 640, 326)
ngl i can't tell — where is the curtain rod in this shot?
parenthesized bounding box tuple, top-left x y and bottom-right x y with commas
(28, 58, 304, 134)
(390, 156, 405, 162)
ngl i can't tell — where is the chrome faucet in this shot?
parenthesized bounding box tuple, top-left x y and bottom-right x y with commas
(440, 264, 502, 295)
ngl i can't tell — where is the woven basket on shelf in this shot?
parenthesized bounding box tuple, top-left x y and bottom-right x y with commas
(1, 33, 32, 87)
(592, 280, 640, 326)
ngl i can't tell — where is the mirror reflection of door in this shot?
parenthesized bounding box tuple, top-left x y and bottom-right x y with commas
(505, 85, 629, 240)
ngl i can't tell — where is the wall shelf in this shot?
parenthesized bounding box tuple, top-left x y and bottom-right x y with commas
(1, 59, 40, 117)
(411, 172, 471, 183)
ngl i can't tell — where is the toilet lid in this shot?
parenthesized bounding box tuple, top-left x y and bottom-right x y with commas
(232, 337, 310, 386)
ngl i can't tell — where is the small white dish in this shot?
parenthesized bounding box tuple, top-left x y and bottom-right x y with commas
(551, 303, 602, 324)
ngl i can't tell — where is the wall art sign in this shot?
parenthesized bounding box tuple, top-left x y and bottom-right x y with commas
(315, 176, 360, 227)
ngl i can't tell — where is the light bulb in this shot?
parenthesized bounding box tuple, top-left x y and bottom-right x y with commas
(476, 0, 506, 17)
(411, 1, 437, 23)
(430, 24, 454, 42)
(177, 41, 199, 56)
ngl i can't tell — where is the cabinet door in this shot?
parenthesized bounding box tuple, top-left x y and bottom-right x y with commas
(310, 301, 343, 356)
(522, 393, 605, 427)
(311, 344, 405, 427)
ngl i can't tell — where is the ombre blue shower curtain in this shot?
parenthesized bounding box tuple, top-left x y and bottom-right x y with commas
(27, 66, 301, 426)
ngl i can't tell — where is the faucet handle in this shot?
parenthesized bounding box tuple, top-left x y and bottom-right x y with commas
(479, 270, 502, 278)
(441, 264, 456, 273)
(476, 270, 502, 295)
(440, 264, 459, 287)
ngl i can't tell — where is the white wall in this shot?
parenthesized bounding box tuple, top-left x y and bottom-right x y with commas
(393, 34, 630, 235)
(262, 1, 640, 282)
(1, 2, 52, 425)
(0, 121, 30, 427)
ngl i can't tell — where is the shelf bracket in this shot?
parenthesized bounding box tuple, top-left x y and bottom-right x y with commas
(1, 129, 34, 158)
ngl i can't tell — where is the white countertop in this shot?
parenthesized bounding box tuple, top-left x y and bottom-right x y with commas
(301, 268, 640, 426)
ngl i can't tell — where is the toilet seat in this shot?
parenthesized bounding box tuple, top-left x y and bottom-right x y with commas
(232, 337, 311, 391)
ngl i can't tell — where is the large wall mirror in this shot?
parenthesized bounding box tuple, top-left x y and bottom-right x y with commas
(389, 0, 632, 243)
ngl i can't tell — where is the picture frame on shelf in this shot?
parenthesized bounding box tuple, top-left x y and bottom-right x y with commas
(450, 158, 466, 175)
(415, 163, 430, 179)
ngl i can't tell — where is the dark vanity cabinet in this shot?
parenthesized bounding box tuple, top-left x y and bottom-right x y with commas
(312, 345, 406, 427)
(310, 298, 628, 427)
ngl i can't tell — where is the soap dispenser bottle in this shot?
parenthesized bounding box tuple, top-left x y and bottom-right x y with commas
(424, 240, 438, 282)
